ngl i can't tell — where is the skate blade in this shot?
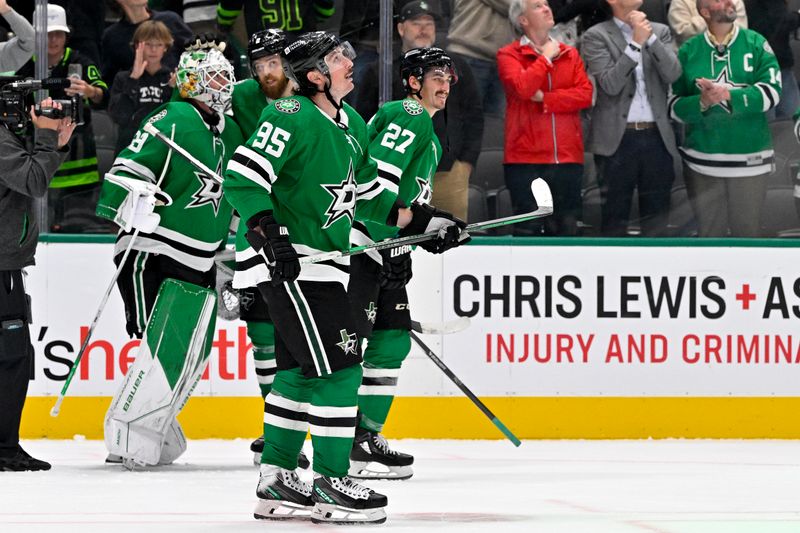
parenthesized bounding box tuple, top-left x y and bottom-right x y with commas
(254, 498, 312, 520)
(348, 461, 413, 481)
(311, 503, 387, 524)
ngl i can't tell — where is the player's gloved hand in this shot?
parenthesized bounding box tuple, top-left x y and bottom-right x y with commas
(245, 212, 301, 285)
(378, 245, 413, 290)
(104, 173, 166, 233)
(398, 203, 471, 254)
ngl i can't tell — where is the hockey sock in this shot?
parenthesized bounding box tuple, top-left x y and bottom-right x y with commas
(358, 329, 410, 433)
(309, 363, 361, 477)
(262, 365, 361, 477)
(262, 368, 312, 470)
(247, 320, 276, 399)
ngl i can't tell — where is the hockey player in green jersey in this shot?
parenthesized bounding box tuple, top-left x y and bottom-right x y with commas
(348, 47, 464, 481)
(224, 31, 468, 524)
(229, 28, 310, 469)
(669, 0, 781, 237)
(96, 40, 243, 465)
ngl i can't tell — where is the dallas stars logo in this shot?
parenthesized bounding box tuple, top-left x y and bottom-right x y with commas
(697, 68, 747, 114)
(414, 177, 433, 205)
(186, 143, 224, 215)
(336, 329, 359, 356)
(321, 160, 357, 229)
(364, 301, 377, 324)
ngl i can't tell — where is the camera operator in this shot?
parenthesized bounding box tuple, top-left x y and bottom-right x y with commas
(0, 98, 75, 472)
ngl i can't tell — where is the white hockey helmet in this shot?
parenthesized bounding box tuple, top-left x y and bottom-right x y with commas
(176, 47, 235, 112)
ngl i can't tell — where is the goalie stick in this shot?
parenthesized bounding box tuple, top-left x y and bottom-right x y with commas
(409, 331, 521, 447)
(51, 124, 177, 417)
(141, 123, 554, 265)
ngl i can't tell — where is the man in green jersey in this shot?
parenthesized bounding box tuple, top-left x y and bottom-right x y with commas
(96, 41, 242, 465)
(669, 0, 781, 237)
(224, 31, 467, 524)
(348, 47, 461, 481)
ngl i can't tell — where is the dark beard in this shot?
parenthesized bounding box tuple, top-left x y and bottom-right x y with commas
(259, 76, 289, 100)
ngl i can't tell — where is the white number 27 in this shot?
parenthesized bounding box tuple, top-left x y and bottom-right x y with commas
(380, 123, 416, 154)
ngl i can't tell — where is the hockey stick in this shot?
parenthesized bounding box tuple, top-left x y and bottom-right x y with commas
(409, 331, 522, 447)
(142, 123, 554, 266)
(300, 179, 553, 265)
(51, 124, 177, 417)
(143, 122, 223, 184)
(410, 317, 470, 335)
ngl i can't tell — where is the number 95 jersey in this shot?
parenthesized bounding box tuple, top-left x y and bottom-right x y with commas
(224, 96, 398, 286)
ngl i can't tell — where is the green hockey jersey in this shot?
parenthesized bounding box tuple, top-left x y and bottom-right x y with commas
(231, 78, 271, 140)
(96, 101, 244, 272)
(351, 98, 441, 263)
(224, 96, 398, 287)
(669, 26, 781, 177)
(230, 79, 273, 288)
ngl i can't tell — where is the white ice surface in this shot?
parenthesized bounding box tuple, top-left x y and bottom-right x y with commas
(2, 439, 800, 533)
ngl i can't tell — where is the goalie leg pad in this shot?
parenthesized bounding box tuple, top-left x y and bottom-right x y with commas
(104, 278, 216, 466)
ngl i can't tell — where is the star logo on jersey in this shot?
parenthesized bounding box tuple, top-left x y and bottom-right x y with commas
(275, 98, 301, 114)
(414, 177, 433, 205)
(364, 301, 377, 324)
(402, 99, 424, 116)
(696, 69, 747, 114)
(336, 329, 359, 356)
(321, 160, 357, 229)
(186, 159, 224, 215)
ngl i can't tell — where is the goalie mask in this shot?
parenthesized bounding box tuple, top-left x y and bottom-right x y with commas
(176, 47, 235, 113)
(248, 29, 286, 77)
(400, 47, 458, 97)
(283, 31, 356, 97)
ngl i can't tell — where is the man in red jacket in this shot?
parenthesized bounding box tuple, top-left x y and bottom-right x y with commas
(497, 0, 592, 236)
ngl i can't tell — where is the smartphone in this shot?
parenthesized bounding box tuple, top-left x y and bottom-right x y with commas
(68, 63, 82, 80)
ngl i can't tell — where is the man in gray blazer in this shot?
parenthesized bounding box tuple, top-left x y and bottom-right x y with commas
(582, 0, 682, 236)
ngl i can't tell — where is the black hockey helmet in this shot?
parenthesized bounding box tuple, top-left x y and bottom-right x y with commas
(248, 29, 286, 67)
(400, 46, 458, 95)
(283, 31, 355, 96)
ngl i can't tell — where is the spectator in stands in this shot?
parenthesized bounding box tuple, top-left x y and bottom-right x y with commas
(215, 0, 335, 38)
(498, 0, 593, 236)
(102, 0, 192, 88)
(582, 0, 681, 237)
(355, 1, 483, 220)
(670, 0, 781, 237)
(549, 0, 608, 46)
(108, 20, 174, 155)
(18, 4, 109, 233)
(0, 0, 33, 72)
(746, 0, 800, 120)
(668, 0, 746, 46)
(447, 0, 515, 117)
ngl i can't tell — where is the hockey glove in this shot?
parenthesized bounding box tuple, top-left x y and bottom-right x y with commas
(245, 213, 301, 286)
(378, 245, 413, 290)
(398, 203, 471, 254)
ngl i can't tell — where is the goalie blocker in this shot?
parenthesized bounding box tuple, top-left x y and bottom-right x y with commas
(104, 279, 216, 467)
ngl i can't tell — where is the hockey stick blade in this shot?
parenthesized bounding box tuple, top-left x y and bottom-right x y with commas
(409, 331, 522, 447)
(410, 317, 470, 335)
(300, 178, 553, 265)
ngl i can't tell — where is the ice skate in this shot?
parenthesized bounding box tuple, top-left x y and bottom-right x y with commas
(250, 436, 310, 469)
(310, 474, 387, 524)
(349, 426, 413, 480)
(254, 464, 313, 520)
